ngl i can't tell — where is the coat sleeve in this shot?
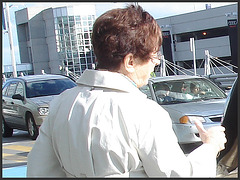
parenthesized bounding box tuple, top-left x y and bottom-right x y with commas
(137, 101, 217, 177)
(27, 115, 66, 177)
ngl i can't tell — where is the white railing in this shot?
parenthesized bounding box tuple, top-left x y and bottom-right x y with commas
(155, 52, 238, 90)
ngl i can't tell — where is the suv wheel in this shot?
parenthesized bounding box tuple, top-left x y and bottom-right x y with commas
(2, 117, 13, 137)
(26, 114, 39, 140)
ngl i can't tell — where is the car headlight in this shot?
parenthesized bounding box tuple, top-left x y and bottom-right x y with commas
(38, 107, 49, 116)
(179, 116, 206, 124)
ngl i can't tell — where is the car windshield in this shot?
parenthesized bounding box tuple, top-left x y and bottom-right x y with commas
(140, 78, 227, 105)
(26, 78, 76, 98)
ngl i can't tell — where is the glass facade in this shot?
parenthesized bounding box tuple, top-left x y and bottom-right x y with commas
(53, 6, 96, 75)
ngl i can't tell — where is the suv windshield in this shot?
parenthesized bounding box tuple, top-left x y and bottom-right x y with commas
(140, 78, 227, 105)
(26, 78, 76, 98)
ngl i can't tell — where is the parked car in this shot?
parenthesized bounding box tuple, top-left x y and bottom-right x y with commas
(217, 77, 238, 177)
(139, 75, 227, 144)
(2, 74, 77, 140)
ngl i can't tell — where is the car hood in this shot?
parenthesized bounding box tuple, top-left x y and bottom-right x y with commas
(29, 95, 58, 106)
(162, 98, 226, 117)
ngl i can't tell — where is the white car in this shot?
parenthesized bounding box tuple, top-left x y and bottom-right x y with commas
(140, 75, 227, 144)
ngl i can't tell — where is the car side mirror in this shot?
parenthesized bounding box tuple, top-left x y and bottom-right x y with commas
(12, 94, 24, 101)
(224, 86, 232, 91)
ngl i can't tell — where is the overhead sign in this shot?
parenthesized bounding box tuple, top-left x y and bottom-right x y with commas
(227, 19, 238, 28)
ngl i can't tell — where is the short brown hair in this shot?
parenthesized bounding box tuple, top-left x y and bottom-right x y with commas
(92, 4, 162, 71)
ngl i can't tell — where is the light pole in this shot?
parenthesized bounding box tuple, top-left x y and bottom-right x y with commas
(190, 37, 197, 76)
(204, 50, 211, 75)
(4, 2, 17, 77)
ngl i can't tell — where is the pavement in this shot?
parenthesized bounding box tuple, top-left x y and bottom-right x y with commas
(2, 142, 33, 178)
(2, 130, 200, 178)
(2, 165, 27, 178)
(2, 143, 33, 168)
(2, 130, 34, 178)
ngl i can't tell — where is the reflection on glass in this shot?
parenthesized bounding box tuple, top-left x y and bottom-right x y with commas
(53, 6, 96, 74)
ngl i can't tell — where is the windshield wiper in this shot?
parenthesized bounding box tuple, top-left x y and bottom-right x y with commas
(201, 97, 225, 100)
(212, 97, 225, 99)
(161, 100, 188, 105)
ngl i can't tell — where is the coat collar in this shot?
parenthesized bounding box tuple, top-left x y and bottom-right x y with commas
(76, 69, 146, 97)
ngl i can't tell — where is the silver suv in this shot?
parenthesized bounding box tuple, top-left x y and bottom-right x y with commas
(2, 74, 77, 140)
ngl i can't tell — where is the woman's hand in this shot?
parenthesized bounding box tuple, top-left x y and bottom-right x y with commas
(194, 119, 227, 156)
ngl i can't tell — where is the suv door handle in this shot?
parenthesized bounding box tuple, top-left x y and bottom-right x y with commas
(11, 102, 14, 104)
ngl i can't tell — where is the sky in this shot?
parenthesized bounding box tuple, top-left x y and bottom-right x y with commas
(2, 2, 237, 68)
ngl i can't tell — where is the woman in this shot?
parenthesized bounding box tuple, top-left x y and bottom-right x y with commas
(27, 4, 226, 177)
(190, 83, 206, 96)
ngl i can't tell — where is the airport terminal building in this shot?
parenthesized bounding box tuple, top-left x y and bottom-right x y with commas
(12, 3, 237, 76)
(15, 4, 96, 75)
(157, 3, 237, 73)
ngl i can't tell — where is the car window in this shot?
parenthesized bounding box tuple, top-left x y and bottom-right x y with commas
(15, 82, 24, 96)
(26, 78, 76, 98)
(2, 82, 10, 96)
(6, 82, 18, 97)
(151, 78, 227, 105)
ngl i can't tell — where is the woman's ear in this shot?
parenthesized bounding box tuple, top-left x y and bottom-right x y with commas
(123, 53, 135, 73)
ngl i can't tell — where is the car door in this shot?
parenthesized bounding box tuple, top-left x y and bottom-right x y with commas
(11, 81, 27, 128)
(2, 81, 18, 125)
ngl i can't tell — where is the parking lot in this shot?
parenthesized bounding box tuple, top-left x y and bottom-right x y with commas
(2, 129, 202, 178)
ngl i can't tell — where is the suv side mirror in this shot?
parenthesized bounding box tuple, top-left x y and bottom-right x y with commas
(12, 94, 24, 101)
